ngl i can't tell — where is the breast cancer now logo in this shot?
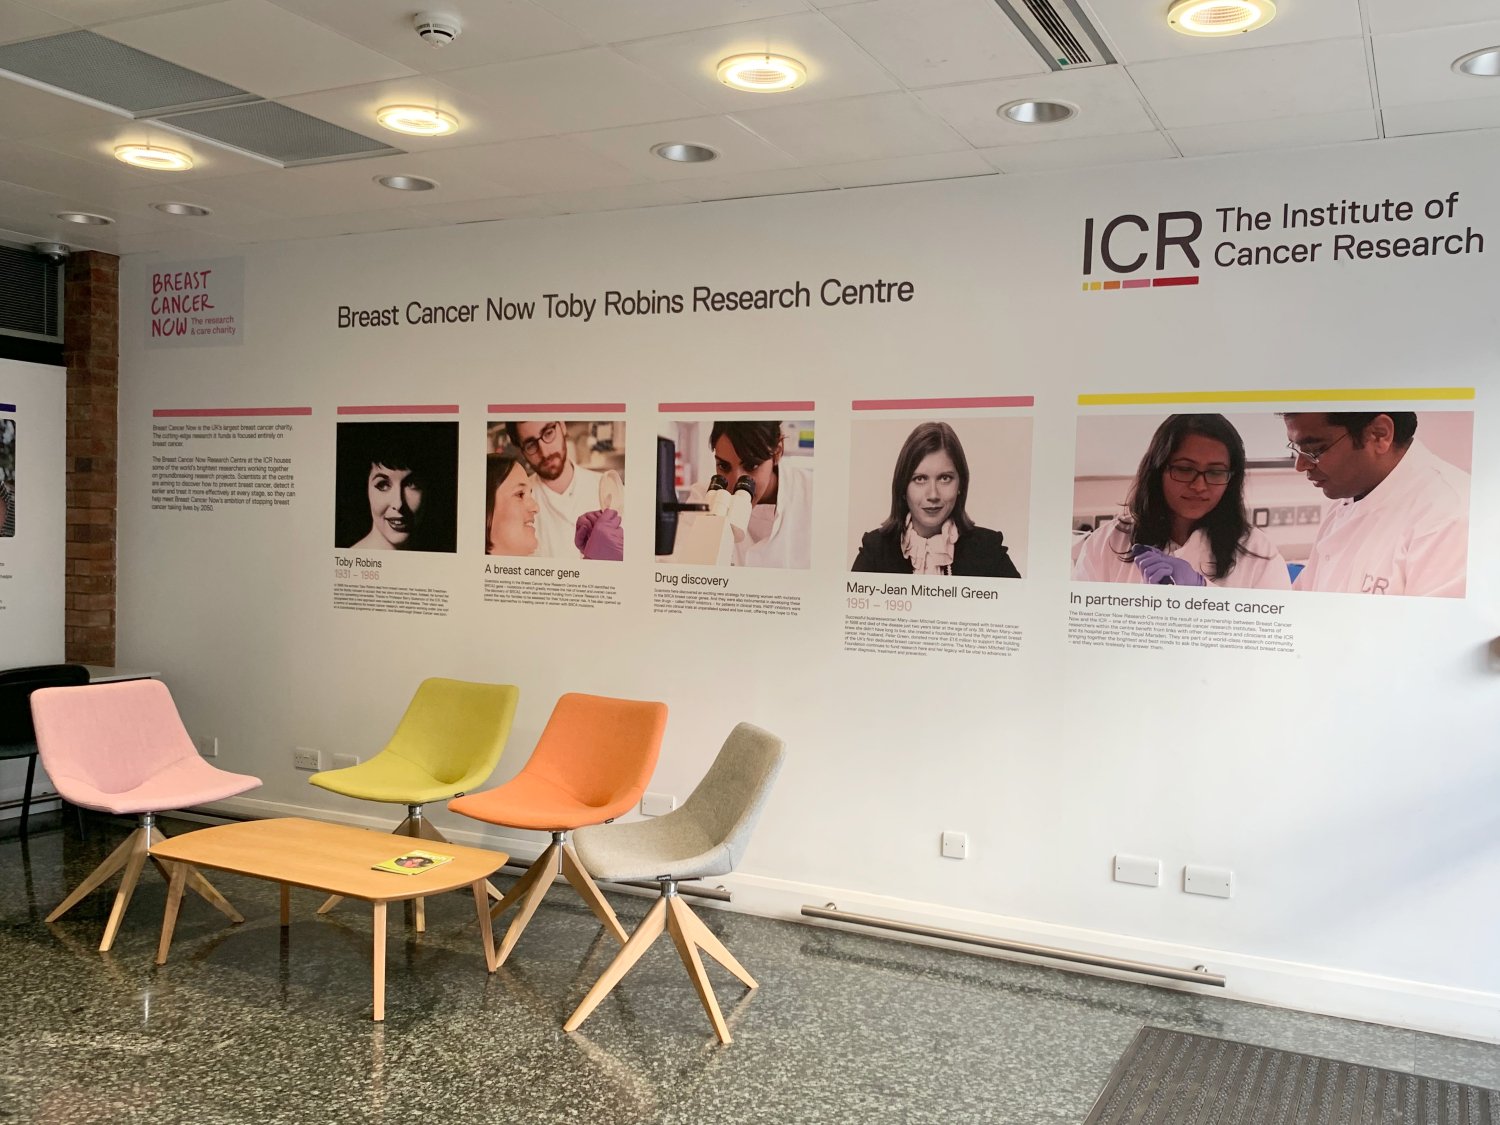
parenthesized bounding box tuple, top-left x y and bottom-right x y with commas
(1081, 210, 1203, 292)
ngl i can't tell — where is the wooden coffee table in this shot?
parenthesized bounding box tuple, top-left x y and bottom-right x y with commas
(150, 817, 508, 1020)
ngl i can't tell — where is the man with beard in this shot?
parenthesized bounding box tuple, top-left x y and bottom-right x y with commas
(506, 420, 622, 560)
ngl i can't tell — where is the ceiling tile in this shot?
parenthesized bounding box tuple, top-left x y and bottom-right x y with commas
(688, 166, 837, 202)
(731, 91, 968, 163)
(1374, 21, 1500, 107)
(1085, 0, 1364, 64)
(815, 148, 995, 188)
(113, 225, 237, 255)
(1167, 108, 1378, 158)
(1127, 38, 1372, 130)
(30, 121, 278, 180)
(279, 76, 549, 150)
(530, 0, 809, 46)
(16, 0, 221, 26)
(1384, 98, 1500, 137)
(979, 130, 1177, 173)
(0, 2, 74, 44)
(822, 0, 1047, 87)
(1363, 0, 1500, 35)
(0, 77, 128, 141)
(397, 194, 564, 226)
(441, 47, 709, 134)
(0, 135, 154, 198)
(543, 179, 704, 215)
(565, 115, 796, 181)
(97, 0, 415, 99)
(915, 65, 1155, 147)
(422, 135, 640, 195)
(267, 0, 592, 72)
(613, 12, 901, 113)
(213, 206, 435, 244)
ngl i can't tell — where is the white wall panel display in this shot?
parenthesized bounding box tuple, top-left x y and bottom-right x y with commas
(0, 359, 64, 667)
(117, 131, 1499, 1038)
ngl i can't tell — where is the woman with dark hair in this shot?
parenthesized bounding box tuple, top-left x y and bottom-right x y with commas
(690, 420, 813, 568)
(852, 421, 1020, 577)
(485, 446, 539, 556)
(1072, 413, 1289, 588)
(336, 421, 459, 552)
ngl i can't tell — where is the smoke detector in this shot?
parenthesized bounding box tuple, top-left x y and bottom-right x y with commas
(413, 12, 462, 47)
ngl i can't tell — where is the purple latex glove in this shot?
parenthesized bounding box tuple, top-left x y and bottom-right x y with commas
(575, 509, 623, 561)
(1132, 545, 1205, 586)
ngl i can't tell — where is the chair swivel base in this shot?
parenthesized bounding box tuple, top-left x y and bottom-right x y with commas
(563, 880, 757, 1045)
(487, 831, 629, 969)
(45, 812, 244, 952)
(317, 806, 498, 932)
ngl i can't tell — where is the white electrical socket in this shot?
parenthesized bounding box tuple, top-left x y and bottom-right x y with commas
(332, 753, 359, 770)
(293, 747, 322, 771)
(196, 736, 218, 758)
(1113, 854, 1162, 887)
(941, 831, 968, 859)
(641, 792, 676, 817)
(1184, 865, 1233, 898)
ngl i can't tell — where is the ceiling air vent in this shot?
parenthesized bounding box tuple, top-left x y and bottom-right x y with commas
(0, 243, 62, 344)
(993, 0, 1116, 70)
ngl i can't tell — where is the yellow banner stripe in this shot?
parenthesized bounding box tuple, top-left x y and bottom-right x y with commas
(1077, 387, 1475, 406)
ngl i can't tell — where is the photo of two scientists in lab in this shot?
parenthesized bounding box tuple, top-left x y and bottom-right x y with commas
(1071, 411, 1471, 598)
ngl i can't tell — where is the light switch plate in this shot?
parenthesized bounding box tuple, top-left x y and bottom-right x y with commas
(1113, 854, 1161, 887)
(1184, 865, 1233, 898)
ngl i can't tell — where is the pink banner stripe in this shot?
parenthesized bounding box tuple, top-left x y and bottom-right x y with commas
(488, 403, 626, 414)
(153, 407, 312, 418)
(1122, 279, 1152, 289)
(337, 404, 459, 415)
(852, 396, 1034, 411)
(658, 401, 815, 413)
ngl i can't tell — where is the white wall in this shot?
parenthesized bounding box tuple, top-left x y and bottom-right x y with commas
(0, 357, 67, 814)
(116, 131, 1500, 1038)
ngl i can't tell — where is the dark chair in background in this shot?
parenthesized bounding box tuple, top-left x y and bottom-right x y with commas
(0, 664, 91, 837)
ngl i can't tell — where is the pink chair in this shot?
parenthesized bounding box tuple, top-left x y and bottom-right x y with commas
(32, 680, 261, 952)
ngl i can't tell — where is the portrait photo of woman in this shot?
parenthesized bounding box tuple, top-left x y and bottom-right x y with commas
(850, 419, 1025, 578)
(1071, 413, 1290, 589)
(334, 421, 458, 553)
(484, 446, 540, 557)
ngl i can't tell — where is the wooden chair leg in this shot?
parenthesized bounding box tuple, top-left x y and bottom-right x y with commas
(99, 829, 152, 952)
(560, 840, 628, 945)
(666, 897, 731, 1044)
(670, 898, 757, 989)
(489, 843, 559, 967)
(563, 896, 669, 1033)
(46, 827, 142, 923)
(148, 826, 243, 923)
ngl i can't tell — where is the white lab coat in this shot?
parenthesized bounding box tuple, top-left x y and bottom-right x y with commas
(1294, 440, 1469, 597)
(1072, 518, 1292, 590)
(532, 464, 603, 559)
(738, 461, 812, 568)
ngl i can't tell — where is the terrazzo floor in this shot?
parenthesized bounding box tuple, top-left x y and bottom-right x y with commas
(1, 816, 1495, 1125)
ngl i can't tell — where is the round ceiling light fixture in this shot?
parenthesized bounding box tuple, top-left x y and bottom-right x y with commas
(1453, 46, 1500, 76)
(650, 142, 719, 163)
(376, 104, 459, 136)
(55, 211, 113, 225)
(152, 201, 212, 217)
(717, 52, 806, 93)
(114, 143, 194, 171)
(1167, 0, 1276, 36)
(998, 99, 1076, 124)
(375, 174, 438, 191)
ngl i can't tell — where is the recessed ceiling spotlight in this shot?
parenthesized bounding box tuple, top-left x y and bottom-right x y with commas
(55, 211, 113, 225)
(998, 99, 1076, 124)
(1453, 46, 1500, 76)
(375, 174, 438, 191)
(717, 53, 806, 93)
(152, 202, 212, 217)
(114, 144, 194, 171)
(376, 104, 459, 136)
(1167, 0, 1276, 37)
(650, 142, 718, 164)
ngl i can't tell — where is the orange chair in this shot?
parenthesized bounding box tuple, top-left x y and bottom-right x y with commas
(448, 693, 666, 967)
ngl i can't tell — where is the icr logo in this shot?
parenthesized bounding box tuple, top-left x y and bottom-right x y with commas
(1081, 210, 1204, 290)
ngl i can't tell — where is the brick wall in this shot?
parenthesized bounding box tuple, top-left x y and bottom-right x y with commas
(62, 251, 119, 665)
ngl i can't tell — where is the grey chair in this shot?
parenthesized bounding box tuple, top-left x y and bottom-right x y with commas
(0, 664, 90, 837)
(562, 722, 785, 1044)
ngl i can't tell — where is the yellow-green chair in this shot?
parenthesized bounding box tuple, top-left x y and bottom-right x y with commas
(309, 677, 518, 930)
